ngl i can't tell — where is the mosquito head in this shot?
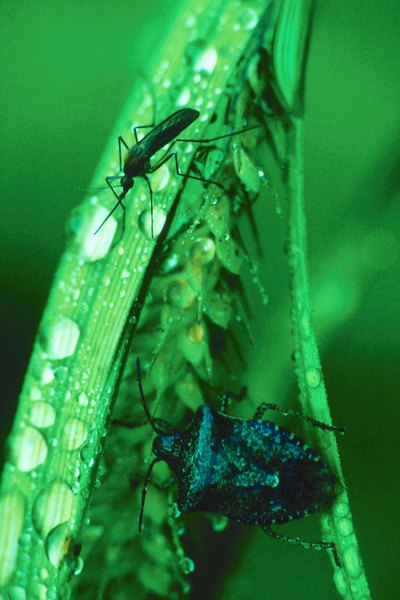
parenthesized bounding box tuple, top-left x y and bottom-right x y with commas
(121, 175, 134, 194)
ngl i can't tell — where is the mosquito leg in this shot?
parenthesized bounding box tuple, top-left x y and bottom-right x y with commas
(176, 123, 260, 144)
(143, 175, 154, 238)
(93, 178, 125, 236)
(105, 175, 124, 201)
(150, 152, 228, 196)
(118, 136, 130, 172)
(132, 124, 154, 144)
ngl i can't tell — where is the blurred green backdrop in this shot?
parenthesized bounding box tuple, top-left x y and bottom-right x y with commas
(1, 1, 399, 599)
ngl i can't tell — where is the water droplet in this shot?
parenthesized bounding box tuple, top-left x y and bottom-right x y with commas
(187, 323, 204, 343)
(320, 514, 332, 536)
(333, 501, 349, 518)
(44, 522, 72, 567)
(185, 14, 196, 28)
(189, 237, 216, 265)
(299, 311, 311, 338)
(176, 87, 191, 106)
(7, 587, 26, 600)
(266, 473, 280, 487)
(342, 545, 363, 578)
(0, 491, 25, 587)
(70, 556, 84, 576)
(67, 204, 117, 262)
(210, 514, 229, 532)
(159, 253, 180, 274)
(46, 586, 58, 600)
(30, 386, 42, 401)
(77, 392, 89, 407)
(170, 503, 181, 519)
(237, 8, 258, 30)
(60, 418, 89, 451)
(165, 278, 195, 308)
(150, 163, 170, 191)
(187, 40, 218, 74)
(11, 426, 48, 472)
(337, 517, 353, 537)
(35, 584, 48, 599)
(41, 363, 55, 385)
(232, 145, 261, 193)
(333, 568, 347, 597)
(54, 366, 69, 381)
(138, 206, 166, 239)
(32, 482, 77, 538)
(204, 149, 225, 179)
(179, 556, 195, 575)
(29, 402, 56, 429)
(39, 317, 80, 360)
(306, 367, 321, 388)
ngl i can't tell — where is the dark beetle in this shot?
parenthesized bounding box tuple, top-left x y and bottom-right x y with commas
(133, 359, 343, 561)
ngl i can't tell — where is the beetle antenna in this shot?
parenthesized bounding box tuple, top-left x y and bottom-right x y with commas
(136, 358, 164, 434)
(138, 457, 160, 533)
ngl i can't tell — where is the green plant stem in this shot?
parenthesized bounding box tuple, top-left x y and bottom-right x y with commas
(287, 117, 371, 599)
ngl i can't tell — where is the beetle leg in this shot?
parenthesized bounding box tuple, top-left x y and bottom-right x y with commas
(262, 525, 341, 567)
(138, 457, 161, 534)
(253, 402, 345, 434)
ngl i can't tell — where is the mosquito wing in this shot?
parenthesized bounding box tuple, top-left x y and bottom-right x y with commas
(140, 108, 199, 156)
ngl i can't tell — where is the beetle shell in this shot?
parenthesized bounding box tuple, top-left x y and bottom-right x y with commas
(152, 404, 334, 526)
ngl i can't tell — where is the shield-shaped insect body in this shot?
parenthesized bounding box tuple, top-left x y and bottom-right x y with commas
(132, 359, 341, 561)
(151, 404, 335, 527)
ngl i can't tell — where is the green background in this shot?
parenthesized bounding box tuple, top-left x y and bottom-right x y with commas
(1, 1, 399, 598)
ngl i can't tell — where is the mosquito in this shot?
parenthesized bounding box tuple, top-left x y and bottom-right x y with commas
(94, 108, 260, 238)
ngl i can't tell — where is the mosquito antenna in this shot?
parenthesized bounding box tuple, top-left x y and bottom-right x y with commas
(138, 457, 160, 533)
(79, 185, 116, 192)
(93, 196, 125, 235)
(136, 358, 164, 434)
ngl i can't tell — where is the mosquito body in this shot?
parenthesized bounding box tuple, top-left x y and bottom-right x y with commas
(94, 107, 259, 237)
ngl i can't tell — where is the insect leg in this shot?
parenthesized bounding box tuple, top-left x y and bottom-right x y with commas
(143, 175, 154, 238)
(93, 178, 126, 236)
(176, 123, 260, 144)
(118, 136, 130, 172)
(150, 151, 228, 195)
(132, 124, 154, 144)
(262, 525, 341, 566)
(253, 402, 345, 434)
(218, 389, 247, 414)
(136, 358, 169, 434)
(138, 457, 161, 533)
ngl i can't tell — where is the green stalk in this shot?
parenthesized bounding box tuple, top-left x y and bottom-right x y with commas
(287, 117, 371, 599)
